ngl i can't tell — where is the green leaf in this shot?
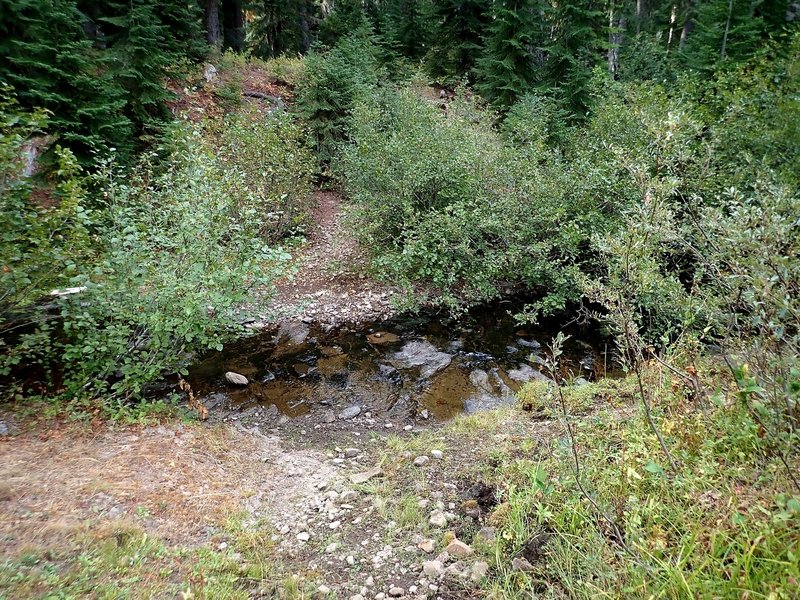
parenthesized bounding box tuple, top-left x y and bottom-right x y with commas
(644, 461, 665, 475)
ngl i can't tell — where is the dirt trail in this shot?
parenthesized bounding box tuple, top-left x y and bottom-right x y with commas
(268, 190, 400, 328)
(0, 405, 574, 599)
(0, 423, 334, 553)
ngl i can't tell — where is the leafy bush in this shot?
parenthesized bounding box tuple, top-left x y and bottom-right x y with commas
(259, 55, 307, 87)
(53, 127, 292, 402)
(339, 87, 613, 313)
(0, 92, 93, 364)
(1, 114, 306, 405)
(205, 109, 316, 240)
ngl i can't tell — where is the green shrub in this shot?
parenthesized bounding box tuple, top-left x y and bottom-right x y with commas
(339, 87, 610, 313)
(52, 125, 293, 403)
(259, 55, 307, 87)
(206, 109, 316, 240)
(1, 114, 304, 405)
(0, 92, 93, 377)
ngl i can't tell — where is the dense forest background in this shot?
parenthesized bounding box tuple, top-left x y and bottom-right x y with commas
(1, 0, 797, 162)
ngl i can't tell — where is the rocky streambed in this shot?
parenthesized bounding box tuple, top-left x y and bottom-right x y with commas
(187, 303, 614, 431)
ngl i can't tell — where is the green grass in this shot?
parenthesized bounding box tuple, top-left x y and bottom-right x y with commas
(0, 513, 304, 600)
(473, 367, 800, 599)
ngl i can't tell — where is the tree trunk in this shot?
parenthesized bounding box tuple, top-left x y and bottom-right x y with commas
(609, 14, 625, 76)
(299, 0, 311, 52)
(636, 0, 646, 33)
(223, 0, 246, 52)
(667, 4, 678, 50)
(679, 18, 694, 50)
(679, 0, 695, 51)
(204, 0, 222, 47)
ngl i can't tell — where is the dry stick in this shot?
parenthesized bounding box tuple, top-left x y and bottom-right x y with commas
(617, 185, 678, 473)
(648, 351, 706, 403)
(546, 339, 627, 549)
(623, 318, 679, 474)
(554, 380, 627, 547)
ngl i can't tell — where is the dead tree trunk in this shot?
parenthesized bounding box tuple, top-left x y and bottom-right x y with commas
(609, 8, 625, 76)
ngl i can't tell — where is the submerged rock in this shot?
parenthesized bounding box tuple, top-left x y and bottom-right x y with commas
(463, 393, 515, 414)
(469, 369, 494, 393)
(202, 392, 228, 410)
(367, 331, 400, 345)
(389, 340, 452, 379)
(275, 320, 310, 345)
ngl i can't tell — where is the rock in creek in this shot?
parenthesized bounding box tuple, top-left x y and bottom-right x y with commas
(469, 369, 494, 393)
(463, 393, 515, 414)
(367, 331, 400, 345)
(507, 363, 551, 383)
(225, 371, 248, 386)
(389, 340, 452, 379)
(275, 320, 310, 345)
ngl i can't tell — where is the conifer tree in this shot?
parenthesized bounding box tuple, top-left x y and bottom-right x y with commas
(425, 0, 491, 81)
(542, 0, 605, 115)
(318, 0, 378, 47)
(475, 0, 544, 108)
(382, 0, 434, 59)
(249, 0, 316, 57)
(0, 0, 132, 159)
(0, 0, 206, 163)
(679, 0, 767, 70)
(100, 1, 176, 133)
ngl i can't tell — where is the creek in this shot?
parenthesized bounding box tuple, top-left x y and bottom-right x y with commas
(188, 302, 616, 425)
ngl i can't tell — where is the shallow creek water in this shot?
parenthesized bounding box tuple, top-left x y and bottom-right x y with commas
(188, 302, 614, 423)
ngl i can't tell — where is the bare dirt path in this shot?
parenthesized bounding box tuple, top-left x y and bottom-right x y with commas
(268, 190, 401, 328)
(0, 405, 572, 599)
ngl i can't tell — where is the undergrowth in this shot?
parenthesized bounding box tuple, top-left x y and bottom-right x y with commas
(0, 513, 308, 600)
(482, 362, 800, 599)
